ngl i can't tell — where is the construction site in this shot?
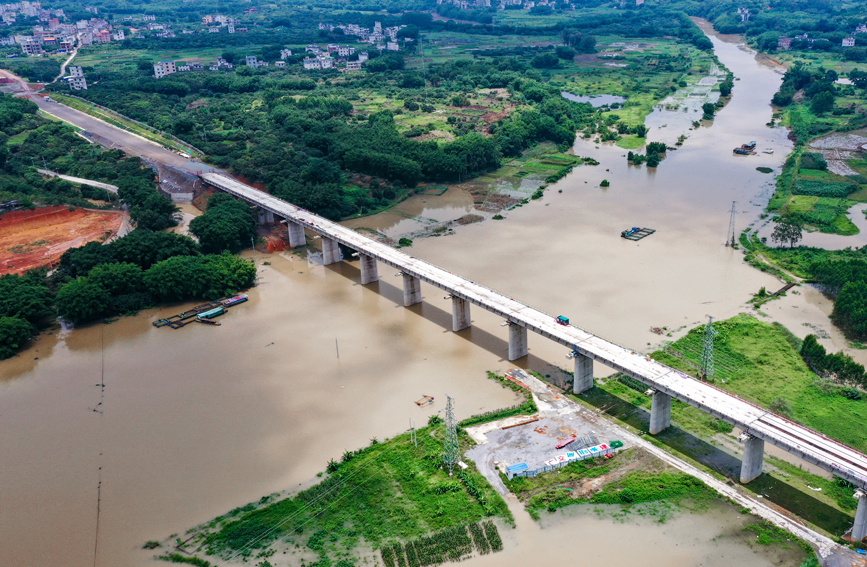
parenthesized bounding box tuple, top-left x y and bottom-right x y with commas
(0, 205, 126, 274)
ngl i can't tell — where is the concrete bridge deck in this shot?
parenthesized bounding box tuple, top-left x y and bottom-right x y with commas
(201, 172, 867, 502)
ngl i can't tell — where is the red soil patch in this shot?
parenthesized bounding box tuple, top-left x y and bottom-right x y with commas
(0, 206, 125, 274)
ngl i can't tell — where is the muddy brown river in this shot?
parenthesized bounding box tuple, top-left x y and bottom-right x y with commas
(0, 23, 838, 567)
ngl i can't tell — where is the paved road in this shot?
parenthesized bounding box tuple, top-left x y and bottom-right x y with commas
(28, 94, 208, 172)
(37, 168, 119, 192)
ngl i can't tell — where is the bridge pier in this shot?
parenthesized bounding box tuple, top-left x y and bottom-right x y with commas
(508, 324, 528, 360)
(359, 253, 378, 285)
(257, 208, 274, 224)
(321, 236, 340, 265)
(649, 391, 671, 434)
(287, 220, 306, 248)
(853, 491, 867, 541)
(402, 273, 422, 306)
(739, 434, 765, 483)
(451, 296, 471, 332)
(572, 353, 594, 394)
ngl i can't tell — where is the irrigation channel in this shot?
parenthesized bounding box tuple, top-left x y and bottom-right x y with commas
(0, 21, 857, 567)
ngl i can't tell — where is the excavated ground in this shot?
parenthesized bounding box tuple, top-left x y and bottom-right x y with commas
(0, 206, 125, 274)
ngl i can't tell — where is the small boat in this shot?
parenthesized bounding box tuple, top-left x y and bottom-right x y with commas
(222, 294, 248, 307)
(762, 148, 774, 154)
(555, 437, 576, 449)
(197, 306, 226, 320)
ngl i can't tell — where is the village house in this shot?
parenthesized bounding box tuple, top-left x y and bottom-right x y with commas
(153, 60, 176, 78)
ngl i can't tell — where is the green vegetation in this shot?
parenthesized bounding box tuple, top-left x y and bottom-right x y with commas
(767, 145, 861, 236)
(170, 426, 510, 565)
(592, 471, 710, 505)
(503, 446, 715, 519)
(459, 371, 537, 427)
(652, 314, 867, 452)
(379, 521, 501, 567)
(190, 194, 257, 254)
(0, 94, 177, 227)
(741, 232, 867, 340)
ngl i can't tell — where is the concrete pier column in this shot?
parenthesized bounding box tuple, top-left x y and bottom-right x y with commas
(649, 391, 671, 434)
(359, 253, 379, 285)
(402, 273, 422, 306)
(853, 491, 867, 541)
(740, 435, 765, 483)
(265, 210, 274, 223)
(572, 353, 594, 394)
(508, 324, 528, 360)
(321, 236, 340, 265)
(287, 220, 306, 248)
(257, 208, 270, 224)
(451, 296, 471, 332)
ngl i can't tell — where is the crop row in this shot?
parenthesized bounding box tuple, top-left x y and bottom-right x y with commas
(379, 522, 503, 567)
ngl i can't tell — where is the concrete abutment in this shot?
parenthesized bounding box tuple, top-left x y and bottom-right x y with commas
(508, 324, 528, 360)
(451, 296, 471, 332)
(402, 274, 422, 306)
(649, 391, 671, 435)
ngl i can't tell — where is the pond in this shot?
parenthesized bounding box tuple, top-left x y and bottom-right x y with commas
(561, 92, 627, 107)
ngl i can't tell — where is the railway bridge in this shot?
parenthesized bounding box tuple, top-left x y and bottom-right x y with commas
(201, 172, 867, 541)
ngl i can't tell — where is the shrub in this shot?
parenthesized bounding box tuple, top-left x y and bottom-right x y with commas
(800, 152, 828, 171)
(791, 179, 856, 198)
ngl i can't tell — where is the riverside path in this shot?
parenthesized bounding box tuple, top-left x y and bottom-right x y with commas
(201, 171, 867, 541)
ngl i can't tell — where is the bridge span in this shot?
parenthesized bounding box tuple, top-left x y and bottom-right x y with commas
(201, 172, 867, 540)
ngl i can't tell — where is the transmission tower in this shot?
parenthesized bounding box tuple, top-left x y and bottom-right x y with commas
(725, 201, 737, 247)
(443, 395, 459, 476)
(699, 315, 717, 382)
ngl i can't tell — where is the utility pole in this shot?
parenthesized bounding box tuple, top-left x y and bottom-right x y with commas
(443, 395, 459, 476)
(699, 315, 717, 382)
(726, 201, 737, 247)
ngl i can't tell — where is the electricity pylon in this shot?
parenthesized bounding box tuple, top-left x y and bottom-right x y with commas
(726, 201, 737, 247)
(443, 395, 459, 476)
(700, 315, 717, 382)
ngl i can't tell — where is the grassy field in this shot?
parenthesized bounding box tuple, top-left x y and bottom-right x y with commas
(651, 314, 867, 452)
(152, 424, 512, 566)
(770, 51, 867, 76)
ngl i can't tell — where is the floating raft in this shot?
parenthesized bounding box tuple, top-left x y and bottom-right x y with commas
(153, 294, 248, 329)
(415, 395, 435, 407)
(621, 227, 656, 241)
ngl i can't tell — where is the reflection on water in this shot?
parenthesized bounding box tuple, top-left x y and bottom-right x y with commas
(755, 203, 867, 250)
(560, 92, 627, 107)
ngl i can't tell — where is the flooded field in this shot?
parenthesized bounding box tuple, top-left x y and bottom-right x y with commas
(0, 21, 846, 567)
